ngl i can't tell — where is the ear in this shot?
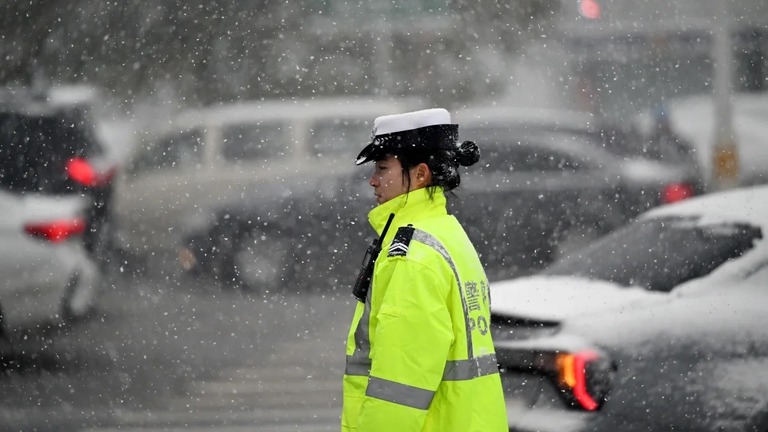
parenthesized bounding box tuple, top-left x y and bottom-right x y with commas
(412, 162, 432, 188)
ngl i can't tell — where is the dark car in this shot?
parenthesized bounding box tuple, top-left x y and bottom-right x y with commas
(0, 88, 118, 265)
(490, 185, 768, 432)
(179, 119, 649, 292)
(450, 125, 629, 278)
(588, 121, 704, 216)
(179, 168, 370, 293)
(456, 106, 704, 219)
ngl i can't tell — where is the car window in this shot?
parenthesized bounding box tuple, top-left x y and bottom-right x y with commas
(221, 121, 290, 162)
(544, 216, 763, 292)
(0, 110, 100, 193)
(476, 140, 585, 174)
(310, 119, 371, 158)
(595, 126, 694, 164)
(132, 129, 204, 173)
(467, 127, 606, 174)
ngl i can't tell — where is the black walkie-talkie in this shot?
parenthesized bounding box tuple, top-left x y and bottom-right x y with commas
(352, 213, 395, 302)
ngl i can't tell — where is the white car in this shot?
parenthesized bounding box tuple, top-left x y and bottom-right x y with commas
(0, 189, 100, 333)
(113, 96, 424, 272)
(489, 184, 768, 431)
(491, 184, 767, 324)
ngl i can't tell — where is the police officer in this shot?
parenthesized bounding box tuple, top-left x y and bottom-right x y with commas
(342, 108, 508, 431)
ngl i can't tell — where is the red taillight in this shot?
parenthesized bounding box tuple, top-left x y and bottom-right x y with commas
(66, 157, 115, 187)
(661, 182, 695, 204)
(67, 157, 97, 186)
(556, 350, 612, 411)
(24, 218, 86, 243)
(579, 0, 601, 20)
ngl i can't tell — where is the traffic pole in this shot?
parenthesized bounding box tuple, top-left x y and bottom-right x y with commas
(711, 1, 739, 191)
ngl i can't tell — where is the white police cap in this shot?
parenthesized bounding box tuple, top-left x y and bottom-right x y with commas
(355, 108, 459, 165)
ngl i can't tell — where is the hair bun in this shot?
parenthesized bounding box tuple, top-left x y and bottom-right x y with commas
(456, 140, 480, 167)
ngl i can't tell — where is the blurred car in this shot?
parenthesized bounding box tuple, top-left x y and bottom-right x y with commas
(113, 96, 424, 276)
(0, 188, 100, 334)
(632, 91, 768, 189)
(456, 106, 704, 220)
(0, 87, 119, 265)
(179, 169, 371, 292)
(489, 184, 768, 431)
(452, 124, 627, 277)
(179, 114, 643, 292)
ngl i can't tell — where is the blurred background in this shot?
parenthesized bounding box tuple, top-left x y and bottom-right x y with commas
(1, 1, 762, 111)
(1, 1, 767, 431)
(3, 0, 767, 184)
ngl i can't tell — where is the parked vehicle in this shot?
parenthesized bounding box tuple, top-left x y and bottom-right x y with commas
(490, 184, 768, 432)
(178, 111, 654, 292)
(632, 91, 768, 189)
(452, 124, 627, 277)
(113, 96, 424, 275)
(456, 105, 704, 219)
(0, 189, 100, 335)
(0, 87, 119, 266)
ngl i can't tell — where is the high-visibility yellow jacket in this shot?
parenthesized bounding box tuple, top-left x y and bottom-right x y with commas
(342, 187, 508, 432)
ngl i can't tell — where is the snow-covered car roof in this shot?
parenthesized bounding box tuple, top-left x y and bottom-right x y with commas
(165, 96, 425, 132)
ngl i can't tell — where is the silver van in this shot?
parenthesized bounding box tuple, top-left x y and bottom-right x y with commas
(113, 97, 424, 269)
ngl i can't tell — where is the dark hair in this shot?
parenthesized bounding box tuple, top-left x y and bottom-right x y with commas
(395, 140, 480, 197)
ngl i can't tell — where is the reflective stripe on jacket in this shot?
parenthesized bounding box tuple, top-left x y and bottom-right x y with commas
(342, 188, 508, 432)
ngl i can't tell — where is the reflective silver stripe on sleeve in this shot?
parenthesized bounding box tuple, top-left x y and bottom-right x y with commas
(346, 354, 499, 380)
(366, 376, 435, 410)
(346, 277, 374, 375)
(442, 353, 499, 381)
(411, 229, 474, 359)
(345, 355, 371, 376)
(352, 292, 372, 355)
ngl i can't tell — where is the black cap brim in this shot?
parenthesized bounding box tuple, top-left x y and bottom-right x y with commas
(355, 142, 380, 165)
(354, 124, 459, 166)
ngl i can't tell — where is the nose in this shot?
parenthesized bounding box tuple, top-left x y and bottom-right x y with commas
(369, 171, 378, 187)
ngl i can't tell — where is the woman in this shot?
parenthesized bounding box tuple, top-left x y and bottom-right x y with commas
(342, 108, 508, 432)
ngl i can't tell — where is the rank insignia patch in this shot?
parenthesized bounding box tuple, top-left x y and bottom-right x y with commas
(388, 225, 414, 257)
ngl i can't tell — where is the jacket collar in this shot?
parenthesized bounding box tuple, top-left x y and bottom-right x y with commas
(368, 187, 447, 237)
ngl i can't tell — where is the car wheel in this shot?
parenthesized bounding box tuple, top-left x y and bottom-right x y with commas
(224, 230, 293, 294)
(61, 273, 98, 322)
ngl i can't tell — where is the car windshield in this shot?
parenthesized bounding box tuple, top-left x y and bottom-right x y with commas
(543, 216, 763, 292)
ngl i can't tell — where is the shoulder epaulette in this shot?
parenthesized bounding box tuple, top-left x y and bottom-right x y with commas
(388, 225, 414, 257)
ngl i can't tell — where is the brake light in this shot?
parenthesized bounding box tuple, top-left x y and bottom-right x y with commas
(556, 350, 612, 411)
(66, 157, 115, 187)
(579, 0, 601, 20)
(661, 182, 695, 204)
(24, 217, 86, 243)
(67, 157, 97, 186)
